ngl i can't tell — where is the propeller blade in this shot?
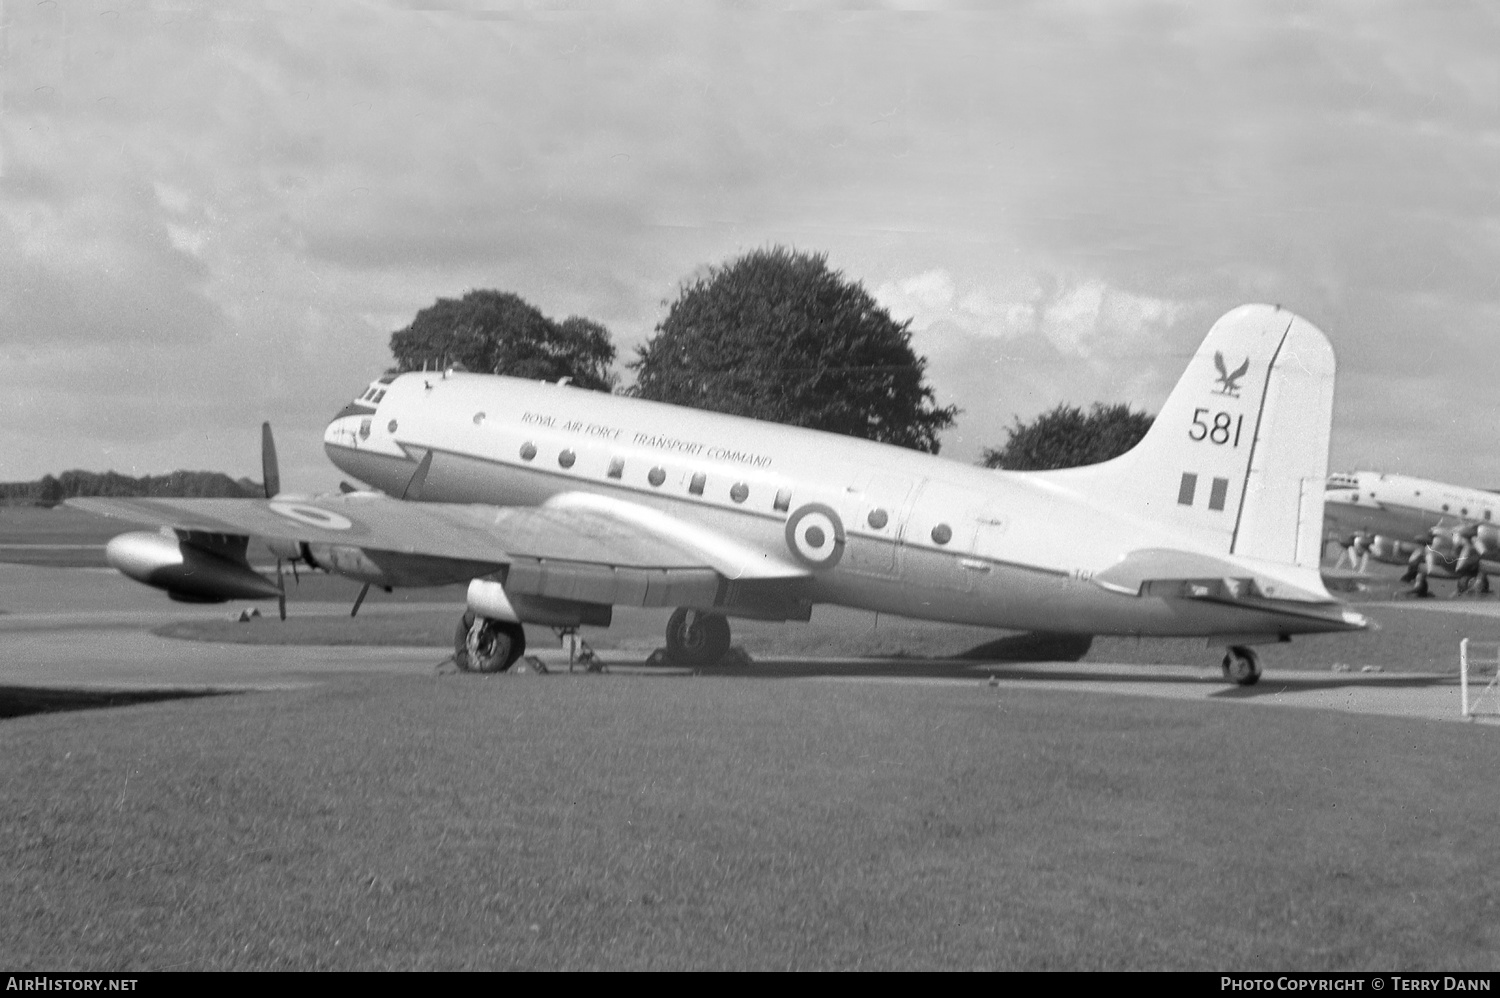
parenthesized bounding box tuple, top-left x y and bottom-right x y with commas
(400, 450, 433, 501)
(275, 559, 287, 621)
(262, 422, 281, 499)
(351, 582, 371, 618)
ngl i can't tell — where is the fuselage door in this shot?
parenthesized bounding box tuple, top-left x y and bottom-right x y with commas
(841, 470, 917, 576)
(908, 478, 989, 590)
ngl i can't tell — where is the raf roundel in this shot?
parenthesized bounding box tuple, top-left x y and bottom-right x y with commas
(784, 503, 846, 569)
(269, 501, 354, 531)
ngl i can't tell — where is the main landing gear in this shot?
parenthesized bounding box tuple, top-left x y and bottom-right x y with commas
(1221, 645, 1261, 686)
(664, 608, 732, 668)
(454, 611, 527, 673)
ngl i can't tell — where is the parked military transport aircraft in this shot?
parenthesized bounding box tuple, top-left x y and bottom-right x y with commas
(1326, 470, 1500, 595)
(72, 303, 1367, 686)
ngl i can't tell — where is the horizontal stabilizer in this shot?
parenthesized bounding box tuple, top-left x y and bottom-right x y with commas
(1093, 548, 1330, 603)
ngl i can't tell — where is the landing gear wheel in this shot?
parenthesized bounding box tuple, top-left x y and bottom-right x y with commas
(665, 608, 732, 667)
(1221, 645, 1261, 686)
(454, 612, 526, 673)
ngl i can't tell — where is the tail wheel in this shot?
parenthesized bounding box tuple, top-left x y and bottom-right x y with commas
(665, 608, 732, 667)
(454, 612, 526, 673)
(1221, 645, 1261, 686)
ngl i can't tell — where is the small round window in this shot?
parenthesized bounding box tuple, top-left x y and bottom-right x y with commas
(519, 442, 537, 461)
(730, 483, 749, 503)
(648, 467, 666, 487)
(473, 412, 486, 425)
(868, 508, 889, 529)
(931, 523, 953, 545)
(387, 420, 398, 434)
(559, 449, 576, 469)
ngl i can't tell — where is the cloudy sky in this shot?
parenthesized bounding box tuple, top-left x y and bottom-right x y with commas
(3, 0, 1498, 490)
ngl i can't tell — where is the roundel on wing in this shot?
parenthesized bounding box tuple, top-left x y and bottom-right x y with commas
(269, 501, 354, 531)
(784, 503, 846, 569)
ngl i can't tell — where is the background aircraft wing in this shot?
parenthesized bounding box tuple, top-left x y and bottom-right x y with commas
(67, 492, 808, 580)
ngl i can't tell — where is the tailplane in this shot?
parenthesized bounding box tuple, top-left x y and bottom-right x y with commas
(1036, 304, 1335, 571)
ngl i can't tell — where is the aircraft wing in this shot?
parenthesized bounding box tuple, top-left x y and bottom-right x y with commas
(67, 491, 808, 581)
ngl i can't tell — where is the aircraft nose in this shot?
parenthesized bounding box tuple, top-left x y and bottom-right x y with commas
(325, 403, 373, 448)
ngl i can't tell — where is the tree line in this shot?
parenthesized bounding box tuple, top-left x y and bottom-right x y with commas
(0, 470, 261, 507)
(392, 246, 1152, 468)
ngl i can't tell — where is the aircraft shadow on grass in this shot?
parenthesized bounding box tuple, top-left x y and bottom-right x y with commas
(681, 631, 1456, 692)
(0, 686, 231, 721)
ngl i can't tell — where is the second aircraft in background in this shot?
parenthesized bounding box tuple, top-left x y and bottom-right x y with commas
(1325, 471, 1500, 596)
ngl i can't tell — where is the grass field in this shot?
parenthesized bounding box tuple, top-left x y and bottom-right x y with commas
(2, 674, 1497, 970)
(6, 508, 1500, 969)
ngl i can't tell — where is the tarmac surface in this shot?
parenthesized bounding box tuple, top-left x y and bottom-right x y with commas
(3, 563, 1496, 726)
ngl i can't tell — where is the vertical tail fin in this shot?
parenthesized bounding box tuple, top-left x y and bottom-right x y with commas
(1039, 304, 1335, 569)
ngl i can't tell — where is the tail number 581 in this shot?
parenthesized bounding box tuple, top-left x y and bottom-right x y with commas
(1189, 408, 1244, 446)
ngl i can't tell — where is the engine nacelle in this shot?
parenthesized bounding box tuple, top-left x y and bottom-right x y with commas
(1364, 534, 1427, 565)
(466, 578, 612, 628)
(265, 537, 304, 562)
(467, 578, 520, 623)
(106, 531, 282, 602)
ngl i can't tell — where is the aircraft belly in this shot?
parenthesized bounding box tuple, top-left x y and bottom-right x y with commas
(822, 553, 1345, 638)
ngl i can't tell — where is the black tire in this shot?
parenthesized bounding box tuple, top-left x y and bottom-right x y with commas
(1220, 645, 1261, 686)
(664, 608, 732, 667)
(456, 615, 526, 673)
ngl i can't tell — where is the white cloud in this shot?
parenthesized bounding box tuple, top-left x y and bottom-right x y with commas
(879, 269, 1185, 361)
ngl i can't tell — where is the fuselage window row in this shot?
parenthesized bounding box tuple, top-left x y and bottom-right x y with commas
(508, 438, 806, 517)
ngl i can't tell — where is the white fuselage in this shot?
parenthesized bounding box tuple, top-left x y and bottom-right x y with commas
(323, 371, 1339, 638)
(1326, 471, 1500, 544)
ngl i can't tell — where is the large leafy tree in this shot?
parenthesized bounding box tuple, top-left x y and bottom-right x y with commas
(389, 290, 616, 391)
(631, 247, 957, 453)
(982, 403, 1154, 471)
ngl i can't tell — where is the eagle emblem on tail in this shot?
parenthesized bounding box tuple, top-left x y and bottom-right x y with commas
(1213, 352, 1249, 397)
